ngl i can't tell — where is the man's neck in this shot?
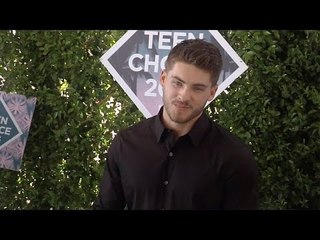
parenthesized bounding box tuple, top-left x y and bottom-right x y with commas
(162, 111, 202, 140)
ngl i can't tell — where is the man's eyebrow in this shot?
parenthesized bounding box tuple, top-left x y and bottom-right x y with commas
(193, 83, 208, 88)
(171, 75, 185, 83)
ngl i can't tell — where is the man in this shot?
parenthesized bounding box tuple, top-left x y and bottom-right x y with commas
(93, 39, 258, 210)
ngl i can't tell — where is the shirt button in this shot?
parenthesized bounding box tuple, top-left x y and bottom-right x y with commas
(164, 180, 169, 185)
(169, 152, 173, 157)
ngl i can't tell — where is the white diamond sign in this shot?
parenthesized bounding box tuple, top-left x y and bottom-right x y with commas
(100, 30, 248, 118)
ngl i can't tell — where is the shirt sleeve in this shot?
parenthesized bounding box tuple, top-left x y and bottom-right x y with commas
(93, 135, 126, 210)
(221, 146, 259, 210)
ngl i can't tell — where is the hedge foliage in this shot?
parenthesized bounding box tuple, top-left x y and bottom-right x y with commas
(0, 30, 142, 209)
(210, 30, 320, 209)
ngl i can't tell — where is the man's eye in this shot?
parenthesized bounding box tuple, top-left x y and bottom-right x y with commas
(194, 87, 204, 91)
(173, 81, 182, 86)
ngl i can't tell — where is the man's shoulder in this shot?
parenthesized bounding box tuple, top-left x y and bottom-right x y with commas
(212, 121, 251, 150)
(211, 122, 255, 166)
(118, 115, 156, 136)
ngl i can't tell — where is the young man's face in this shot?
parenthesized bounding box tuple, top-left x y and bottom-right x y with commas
(160, 62, 217, 125)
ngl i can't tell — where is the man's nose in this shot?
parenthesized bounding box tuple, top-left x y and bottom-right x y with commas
(177, 86, 191, 102)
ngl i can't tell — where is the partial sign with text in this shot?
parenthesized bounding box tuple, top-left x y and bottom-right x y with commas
(0, 91, 36, 171)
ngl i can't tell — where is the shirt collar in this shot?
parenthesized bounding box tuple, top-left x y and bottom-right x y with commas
(154, 106, 211, 146)
(154, 106, 166, 143)
(187, 111, 211, 147)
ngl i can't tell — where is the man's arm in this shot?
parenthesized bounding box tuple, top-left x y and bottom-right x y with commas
(222, 147, 259, 210)
(93, 138, 126, 210)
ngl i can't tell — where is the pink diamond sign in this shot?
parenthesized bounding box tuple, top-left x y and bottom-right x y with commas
(0, 91, 36, 171)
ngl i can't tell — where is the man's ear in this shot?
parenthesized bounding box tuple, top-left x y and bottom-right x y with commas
(208, 84, 218, 102)
(160, 70, 166, 87)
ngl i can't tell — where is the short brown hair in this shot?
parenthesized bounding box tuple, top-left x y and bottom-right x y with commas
(165, 39, 222, 85)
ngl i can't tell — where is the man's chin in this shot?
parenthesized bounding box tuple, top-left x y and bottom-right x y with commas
(170, 114, 191, 124)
